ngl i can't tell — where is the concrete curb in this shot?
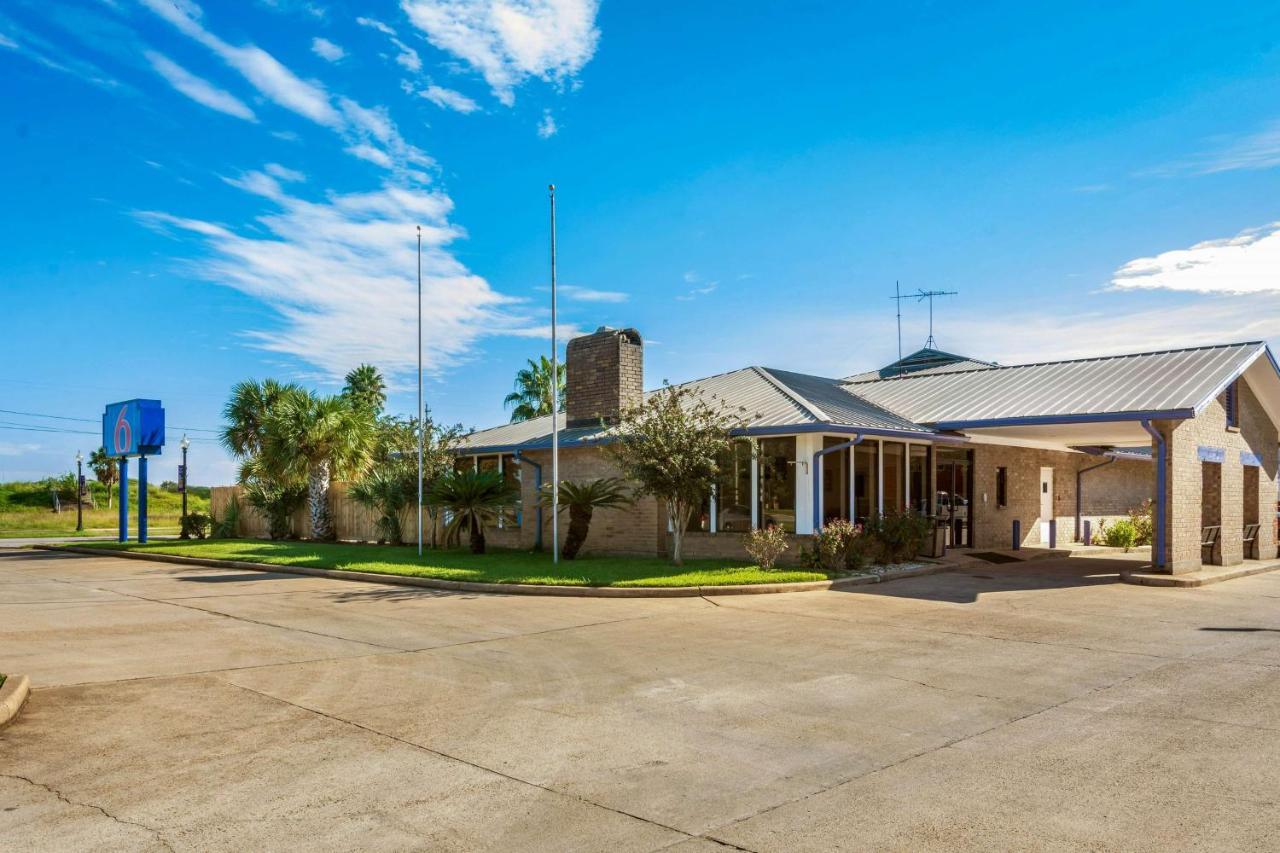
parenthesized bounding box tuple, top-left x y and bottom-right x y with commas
(1122, 561, 1280, 588)
(0, 674, 30, 729)
(39, 545, 957, 598)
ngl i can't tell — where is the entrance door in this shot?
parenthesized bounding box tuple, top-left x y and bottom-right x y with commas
(1039, 467, 1054, 543)
(936, 448, 972, 547)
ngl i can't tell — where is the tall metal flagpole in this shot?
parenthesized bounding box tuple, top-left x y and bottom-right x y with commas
(417, 225, 424, 558)
(549, 184, 560, 565)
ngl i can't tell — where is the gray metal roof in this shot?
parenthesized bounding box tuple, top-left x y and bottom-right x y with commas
(847, 342, 1267, 426)
(760, 368, 934, 433)
(841, 347, 996, 382)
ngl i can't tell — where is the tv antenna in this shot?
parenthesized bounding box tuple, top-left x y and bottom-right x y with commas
(890, 286, 958, 353)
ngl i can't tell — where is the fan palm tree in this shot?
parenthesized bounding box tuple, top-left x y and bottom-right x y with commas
(504, 356, 565, 422)
(540, 478, 633, 559)
(87, 447, 118, 509)
(256, 391, 376, 540)
(349, 462, 414, 544)
(428, 468, 517, 554)
(342, 364, 387, 415)
(240, 470, 306, 540)
(221, 378, 304, 459)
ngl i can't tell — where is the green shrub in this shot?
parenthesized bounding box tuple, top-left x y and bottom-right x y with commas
(1101, 518, 1138, 551)
(181, 512, 211, 539)
(1127, 500, 1153, 547)
(743, 524, 789, 570)
(864, 510, 932, 563)
(212, 494, 241, 539)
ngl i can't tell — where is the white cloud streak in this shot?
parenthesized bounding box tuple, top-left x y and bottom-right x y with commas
(400, 0, 600, 105)
(1111, 221, 1280, 294)
(145, 50, 256, 121)
(420, 84, 480, 113)
(311, 36, 345, 61)
(558, 284, 627, 303)
(536, 107, 556, 137)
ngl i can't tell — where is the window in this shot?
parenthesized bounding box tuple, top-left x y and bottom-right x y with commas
(821, 437, 851, 525)
(1225, 380, 1240, 429)
(715, 440, 753, 533)
(757, 437, 797, 532)
(853, 441, 879, 523)
(995, 466, 1008, 508)
(909, 445, 931, 515)
(500, 454, 521, 526)
(883, 442, 906, 513)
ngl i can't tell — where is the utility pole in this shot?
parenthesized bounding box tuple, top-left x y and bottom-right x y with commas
(417, 225, 424, 558)
(549, 184, 560, 566)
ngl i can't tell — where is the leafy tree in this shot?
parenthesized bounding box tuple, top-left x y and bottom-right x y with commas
(607, 384, 748, 566)
(88, 447, 118, 509)
(540, 478, 632, 559)
(254, 390, 376, 540)
(221, 378, 304, 462)
(342, 364, 387, 415)
(503, 355, 565, 422)
(428, 468, 517, 554)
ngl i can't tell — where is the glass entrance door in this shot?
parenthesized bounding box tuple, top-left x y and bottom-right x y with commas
(935, 448, 973, 548)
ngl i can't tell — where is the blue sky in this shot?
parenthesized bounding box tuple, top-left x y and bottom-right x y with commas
(3, 0, 1280, 486)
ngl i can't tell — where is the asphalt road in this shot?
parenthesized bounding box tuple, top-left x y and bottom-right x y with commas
(2, 549, 1279, 851)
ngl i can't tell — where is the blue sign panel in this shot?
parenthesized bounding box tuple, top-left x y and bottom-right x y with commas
(102, 400, 165, 458)
(1197, 445, 1225, 463)
(1241, 451, 1262, 468)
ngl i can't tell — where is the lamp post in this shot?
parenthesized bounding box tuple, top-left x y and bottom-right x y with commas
(179, 434, 190, 538)
(75, 450, 84, 533)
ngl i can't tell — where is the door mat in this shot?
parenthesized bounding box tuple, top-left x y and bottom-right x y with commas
(969, 552, 1022, 564)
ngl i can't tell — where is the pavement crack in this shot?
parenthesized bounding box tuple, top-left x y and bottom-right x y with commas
(1, 773, 175, 851)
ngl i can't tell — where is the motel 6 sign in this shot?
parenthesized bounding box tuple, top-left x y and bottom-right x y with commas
(103, 399, 165, 457)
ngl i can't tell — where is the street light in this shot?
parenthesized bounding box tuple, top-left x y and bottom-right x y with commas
(75, 450, 84, 533)
(179, 434, 190, 538)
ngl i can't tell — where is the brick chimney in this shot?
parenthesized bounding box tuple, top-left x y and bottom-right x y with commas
(565, 327, 643, 427)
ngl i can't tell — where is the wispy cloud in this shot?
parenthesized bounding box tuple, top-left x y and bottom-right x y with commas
(264, 162, 306, 182)
(537, 108, 557, 138)
(1111, 221, 1280, 294)
(676, 271, 718, 301)
(0, 32, 17, 50)
(420, 84, 479, 113)
(400, 0, 600, 106)
(356, 15, 421, 72)
(311, 36, 345, 62)
(135, 168, 537, 382)
(1146, 120, 1280, 177)
(558, 284, 627, 303)
(145, 50, 256, 121)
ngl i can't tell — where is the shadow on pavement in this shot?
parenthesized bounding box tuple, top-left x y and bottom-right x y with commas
(838, 556, 1134, 604)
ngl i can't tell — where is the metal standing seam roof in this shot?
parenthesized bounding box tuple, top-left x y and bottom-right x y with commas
(846, 342, 1267, 426)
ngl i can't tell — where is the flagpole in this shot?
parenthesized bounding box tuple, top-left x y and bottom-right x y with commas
(549, 184, 559, 565)
(416, 225, 424, 558)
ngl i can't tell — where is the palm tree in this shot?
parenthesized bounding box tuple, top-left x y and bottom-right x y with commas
(428, 469, 517, 554)
(349, 462, 414, 544)
(342, 364, 387, 415)
(240, 470, 306, 540)
(221, 378, 303, 460)
(87, 447, 118, 509)
(541, 478, 632, 559)
(256, 391, 376, 540)
(504, 356, 565, 422)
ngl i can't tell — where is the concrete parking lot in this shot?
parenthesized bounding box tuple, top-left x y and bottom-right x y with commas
(2, 548, 1279, 851)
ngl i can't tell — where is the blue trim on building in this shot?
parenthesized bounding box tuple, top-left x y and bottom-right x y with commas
(1197, 446, 1226, 463)
(933, 409, 1196, 431)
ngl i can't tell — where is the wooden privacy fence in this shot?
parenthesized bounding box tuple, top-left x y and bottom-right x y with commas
(210, 483, 447, 544)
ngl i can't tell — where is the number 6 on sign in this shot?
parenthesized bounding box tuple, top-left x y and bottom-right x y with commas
(113, 405, 132, 455)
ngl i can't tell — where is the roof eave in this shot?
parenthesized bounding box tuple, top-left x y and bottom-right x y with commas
(932, 408, 1198, 431)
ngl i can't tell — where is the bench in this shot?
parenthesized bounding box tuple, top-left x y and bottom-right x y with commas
(1201, 526, 1220, 564)
(1243, 523, 1260, 560)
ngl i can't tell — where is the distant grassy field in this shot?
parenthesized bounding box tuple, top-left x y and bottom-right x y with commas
(0, 480, 210, 538)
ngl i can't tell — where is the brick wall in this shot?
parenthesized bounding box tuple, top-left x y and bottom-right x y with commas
(565, 327, 643, 427)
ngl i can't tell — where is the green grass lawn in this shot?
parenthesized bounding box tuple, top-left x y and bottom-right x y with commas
(0, 480, 208, 538)
(67, 539, 831, 588)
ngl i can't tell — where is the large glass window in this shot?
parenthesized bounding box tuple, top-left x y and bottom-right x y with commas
(909, 445, 931, 515)
(758, 437, 797, 532)
(500, 454, 521, 526)
(821, 437, 850, 525)
(883, 442, 906, 514)
(715, 440, 753, 533)
(854, 441, 879, 523)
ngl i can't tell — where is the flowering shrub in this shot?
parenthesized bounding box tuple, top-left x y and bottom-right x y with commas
(1127, 500, 1153, 547)
(744, 524, 789, 570)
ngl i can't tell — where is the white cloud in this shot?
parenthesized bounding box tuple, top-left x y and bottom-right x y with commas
(420, 84, 480, 113)
(356, 16, 396, 35)
(391, 37, 422, 71)
(264, 162, 306, 182)
(536, 108, 557, 138)
(144, 50, 256, 121)
(1197, 121, 1280, 174)
(1111, 221, 1280, 294)
(400, 0, 600, 105)
(0, 442, 41, 457)
(0, 32, 17, 50)
(136, 170, 536, 381)
(311, 36, 345, 61)
(558, 284, 626, 303)
(345, 143, 394, 168)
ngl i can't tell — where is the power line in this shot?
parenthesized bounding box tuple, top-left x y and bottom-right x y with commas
(0, 408, 221, 434)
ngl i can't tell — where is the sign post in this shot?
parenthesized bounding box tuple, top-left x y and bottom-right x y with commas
(102, 400, 165, 544)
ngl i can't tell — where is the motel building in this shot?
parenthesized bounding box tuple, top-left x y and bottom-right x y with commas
(457, 326, 1280, 574)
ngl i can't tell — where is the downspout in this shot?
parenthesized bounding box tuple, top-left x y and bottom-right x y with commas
(513, 451, 543, 552)
(1075, 454, 1116, 542)
(812, 436, 863, 531)
(1140, 420, 1166, 570)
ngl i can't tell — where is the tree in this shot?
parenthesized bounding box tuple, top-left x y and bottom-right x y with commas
(607, 384, 748, 566)
(221, 378, 304, 462)
(342, 364, 387, 415)
(540, 478, 633, 559)
(503, 356, 565, 422)
(428, 469, 517, 554)
(239, 470, 306, 540)
(359, 414, 464, 547)
(88, 447, 118, 509)
(255, 390, 376, 540)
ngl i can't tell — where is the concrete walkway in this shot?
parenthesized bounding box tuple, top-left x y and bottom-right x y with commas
(2, 549, 1279, 851)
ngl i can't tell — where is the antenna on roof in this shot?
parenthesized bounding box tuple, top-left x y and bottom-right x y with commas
(914, 289, 957, 349)
(889, 281, 906, 360)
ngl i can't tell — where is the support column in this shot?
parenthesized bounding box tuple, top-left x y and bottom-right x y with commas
(118, 457, 129, 543)
(138, 455, 148, 544)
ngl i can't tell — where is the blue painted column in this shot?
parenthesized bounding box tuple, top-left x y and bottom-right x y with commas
(138, 455, 148, 544)
(118, 457, 129, 543)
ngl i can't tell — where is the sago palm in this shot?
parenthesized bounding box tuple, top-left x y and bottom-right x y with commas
(540, 477, 632, 559)
(428, 469, 517, 554)
(256, 391, 376, 540)
(504, 356, 565, 422)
